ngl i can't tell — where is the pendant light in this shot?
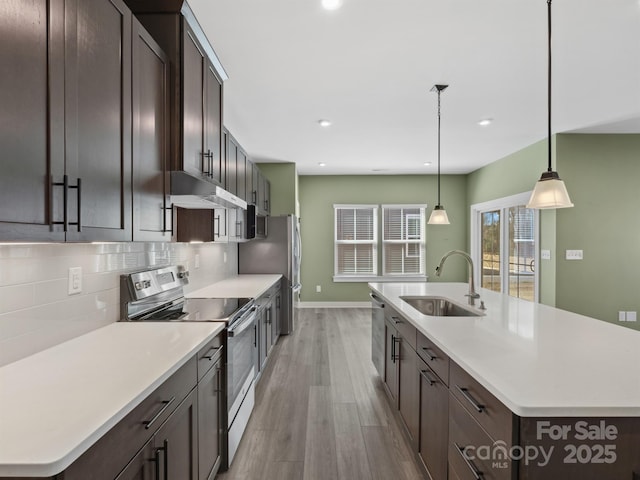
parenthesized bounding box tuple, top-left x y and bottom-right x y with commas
(428, 84, 450, 224)
(526, 0, 574, 209)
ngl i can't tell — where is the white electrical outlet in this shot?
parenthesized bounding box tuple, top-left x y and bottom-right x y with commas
(627, 311, 637, 322)
(194, 254, 200, 269)
(223, 252, 227, 264)
(316, 285, 322, 293)
(68, 267, 82, 295)
(618, 311, 627, 322)
(565, 249, 583, 260)
(541, 249, 551, 260)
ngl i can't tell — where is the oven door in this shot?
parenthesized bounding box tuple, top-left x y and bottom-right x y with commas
(226, 307, 257, 423)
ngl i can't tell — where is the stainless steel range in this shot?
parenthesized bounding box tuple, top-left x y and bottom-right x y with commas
(120, 266, 258, 467)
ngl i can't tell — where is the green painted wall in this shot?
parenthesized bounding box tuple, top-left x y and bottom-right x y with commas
(256, 163, 298, 216)
(467, 133, 640, 331)
(554, 134, 640, 330)
(298, 175, 468, 302)
(467, 138, 558, 306)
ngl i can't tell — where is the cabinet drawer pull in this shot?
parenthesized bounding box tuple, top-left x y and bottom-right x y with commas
(203, 345, 223, 361)
(455, 385, 485, 413)
(422, 347, 437, 361)
(420, 369, 438, 386)
(52, 175, 81, 232)
(391, 316, 402, 325)
(143, 396, 176, 429)
(454, 443, 484, 479)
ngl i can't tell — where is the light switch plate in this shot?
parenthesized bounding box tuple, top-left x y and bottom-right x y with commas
(627, 311, 637, 322)
(565, 249, 583, 260)
(194, 254, 200, 269)
(618, 311, 627, 322)
(541, 249, 551, 260)
(68, 267, 82, 295)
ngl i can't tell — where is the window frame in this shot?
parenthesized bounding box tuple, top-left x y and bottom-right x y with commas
(333, 204, 379, 279)
(381, 204, 427, 277)
(470, 192, 540, 302)
(333, 203, 428, 282)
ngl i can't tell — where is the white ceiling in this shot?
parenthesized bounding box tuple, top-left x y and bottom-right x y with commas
(190, 0, 640, 175)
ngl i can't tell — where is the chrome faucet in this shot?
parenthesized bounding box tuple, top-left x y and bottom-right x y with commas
(435, 250, 481, 306)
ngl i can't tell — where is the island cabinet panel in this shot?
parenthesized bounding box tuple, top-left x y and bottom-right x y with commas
(398, 338, 419, 448)
(448, 393, 513, 480)
(132, 18, 171, 241)
(518, 416, 640, 480)
(417, 358, 448, 480)
(0, 0, 65, 241)
(416, 332, 449, 386)
(450, 361, 515, 445)
(383, 318, 399, 404)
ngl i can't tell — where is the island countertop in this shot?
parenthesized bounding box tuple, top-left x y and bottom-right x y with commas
(369, 282, 640, 418)
(0, 322, 225, 477)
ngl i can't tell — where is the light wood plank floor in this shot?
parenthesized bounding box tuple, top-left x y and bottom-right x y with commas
(218, 308, 425, 480)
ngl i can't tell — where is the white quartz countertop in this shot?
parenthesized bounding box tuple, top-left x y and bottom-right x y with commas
(187, 274, 283, 299)
(369, 282, 640, 418)
(0, 321, 225, 477)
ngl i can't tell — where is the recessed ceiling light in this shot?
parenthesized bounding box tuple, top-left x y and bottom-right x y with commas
(321, 0, 343, 10)
(423, 162, 432, 166)
(318, 162, 326, 167)
(478, 118, 493, 126)
(318, 119, 332, 127)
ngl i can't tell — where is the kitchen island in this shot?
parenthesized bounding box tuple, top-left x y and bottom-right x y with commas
(370, 281, 640, 480)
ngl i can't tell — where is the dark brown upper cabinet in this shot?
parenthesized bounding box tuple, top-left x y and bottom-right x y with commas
(132, 18, 171, 241)
(0, 0, 134, 242)
(126, 2, 227, 187)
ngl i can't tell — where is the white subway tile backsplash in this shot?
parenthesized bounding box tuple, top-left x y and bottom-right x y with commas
(0, 241, 237, 366)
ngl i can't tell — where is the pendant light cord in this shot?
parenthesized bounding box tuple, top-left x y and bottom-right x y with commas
(437, 88, 442, 205)
(547, 0, 552, 173)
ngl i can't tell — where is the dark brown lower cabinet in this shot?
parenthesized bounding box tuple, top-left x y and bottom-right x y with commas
(198, 354, 223, 480)
(383, 319, 399, 404)
(398, 338, 419, 448)
(114, 440, 154, 480)
(417, 360, 448, 480)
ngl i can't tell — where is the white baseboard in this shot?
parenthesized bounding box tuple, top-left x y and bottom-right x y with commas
(298, 301, 371, 309)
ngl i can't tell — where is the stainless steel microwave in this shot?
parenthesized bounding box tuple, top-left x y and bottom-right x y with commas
(245, 204, 267, 239)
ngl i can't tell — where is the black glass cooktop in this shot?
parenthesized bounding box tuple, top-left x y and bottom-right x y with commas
(139, 297, 252, 323)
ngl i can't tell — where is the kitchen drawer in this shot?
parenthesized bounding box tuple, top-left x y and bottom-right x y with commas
(196, 333, 224, 381)
(449, 393, 512, 480)
(385, 305, 416, 349)
(63, 356, 197, 480)
(416, 332, 449, 386)
(450, 362, 514, 444)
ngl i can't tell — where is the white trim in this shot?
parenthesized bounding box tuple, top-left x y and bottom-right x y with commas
(470, 191, 540, 303)
(298, 302, 371, 308)
(333, 204, 379, 209)
(333, 275, 428, 283)
(380, 204, 428, 209)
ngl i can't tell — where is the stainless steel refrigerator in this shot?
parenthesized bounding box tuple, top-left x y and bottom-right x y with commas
(238, 215, 301, 334)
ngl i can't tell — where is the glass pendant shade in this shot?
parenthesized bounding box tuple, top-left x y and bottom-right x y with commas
(526, 171, 574, 209)
(428, 205, 450, 224)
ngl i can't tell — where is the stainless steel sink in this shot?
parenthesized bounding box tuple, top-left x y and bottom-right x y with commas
(400, 296, 483, 317)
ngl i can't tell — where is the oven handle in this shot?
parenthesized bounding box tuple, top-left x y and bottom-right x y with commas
(228, 307, 257, 337)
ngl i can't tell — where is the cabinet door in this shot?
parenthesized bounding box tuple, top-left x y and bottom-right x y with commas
(398, 338, 419, 447)
(259, 308, 268, 371)
(132, 19, 171, 241)
(251, 163, 261, 206)
(65, 0, 132, 242)
(198, 357, 223, 480)
(0, 0, 65, 241)
(245, 159, 255, 205)
(213, 209, 228, 243)
(273, 290, 282, 340)
(384, 320, 399, 404)
(115, 440, 155, 480)
(154, 389, 198, 480)
(175, 207, 213, 242)
(236, 149, 247, 201)
(418, 363, 448, 480)
(263, 178, 271, 215)
(225, 132, 238, 195)
(204, 62, 223, 185)
(182, 22, 206, 178)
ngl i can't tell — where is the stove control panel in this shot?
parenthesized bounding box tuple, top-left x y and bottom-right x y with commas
(122, 265, 189, 301)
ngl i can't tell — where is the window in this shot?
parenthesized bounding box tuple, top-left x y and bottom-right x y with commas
(382, 205, 426, 276)
(334, 205, 378, 277)
(471, 192, 539, 302)
(334, 204, 426, 281)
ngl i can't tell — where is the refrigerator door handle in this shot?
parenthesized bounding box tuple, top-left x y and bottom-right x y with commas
(292, 283, 302, 293)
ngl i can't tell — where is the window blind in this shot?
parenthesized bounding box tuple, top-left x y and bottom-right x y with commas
(334, 205, 377, 276)
(382, 206, 426, 276)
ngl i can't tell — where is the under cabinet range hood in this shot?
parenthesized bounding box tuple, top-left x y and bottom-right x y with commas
(170, 171, 247, 210)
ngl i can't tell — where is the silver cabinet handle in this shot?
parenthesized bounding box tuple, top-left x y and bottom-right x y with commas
(143, 396, 176, 429)
(455, 385, 485, 413)
(203, 345, 223, 361)
(454, 443, 483, 479)
(422, 347, 437, 361)
(368, 292, 385, 308)
(420, 369, 438, 386)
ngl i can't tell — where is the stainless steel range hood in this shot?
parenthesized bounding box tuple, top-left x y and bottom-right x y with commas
(170, 171, 247, 210)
